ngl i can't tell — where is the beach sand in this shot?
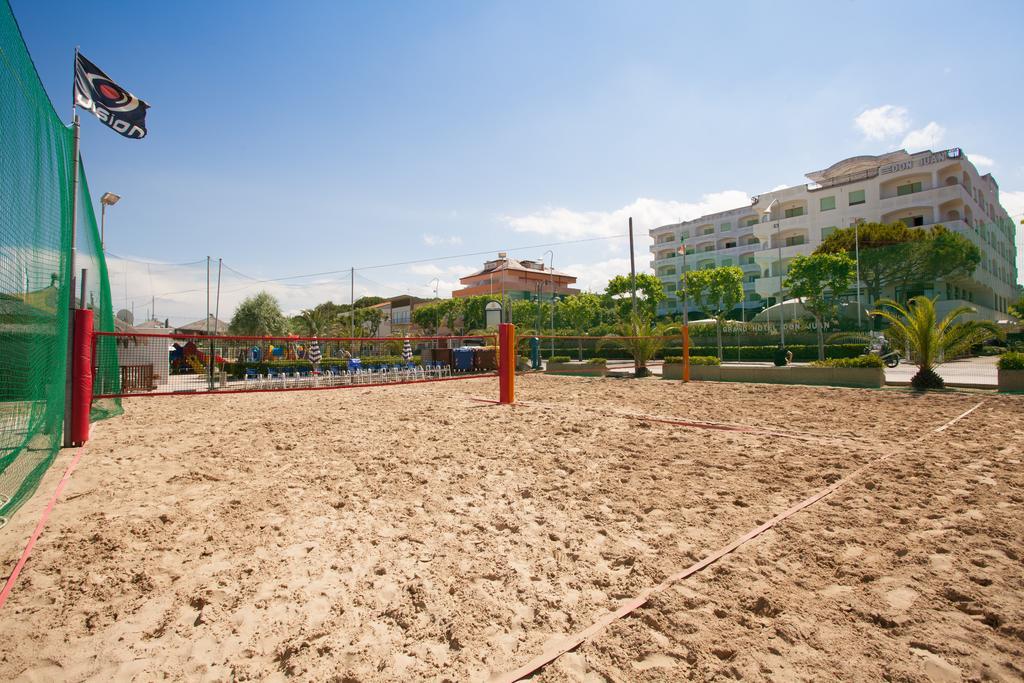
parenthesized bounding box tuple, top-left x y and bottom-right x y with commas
(0, 375, 1021, 681)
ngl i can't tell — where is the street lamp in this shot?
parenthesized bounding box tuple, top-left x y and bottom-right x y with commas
(763, 199, 785, 346)
(99, 192, 120, 250)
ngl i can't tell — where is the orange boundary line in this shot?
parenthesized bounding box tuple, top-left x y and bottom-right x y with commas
(0, 446, 85, 610)
(496, 401, 984, 682)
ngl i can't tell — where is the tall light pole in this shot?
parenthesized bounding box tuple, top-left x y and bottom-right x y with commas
(763, 198, 784, 347)
(100, 192, 120, 250)
(677, 224, 689, 326)
(544, 249, 554, 357)
(854, 220, 863, 329)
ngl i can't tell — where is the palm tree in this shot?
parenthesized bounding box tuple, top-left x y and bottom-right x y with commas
(872, 296, 1001, 390)
(293, 307, 337, 337)
(599, 312, 679, 378)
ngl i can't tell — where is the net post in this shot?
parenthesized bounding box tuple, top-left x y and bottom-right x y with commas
(69, 308, 94, 446)
(499, 323, 515, 404)
(682, 325, 690, 383)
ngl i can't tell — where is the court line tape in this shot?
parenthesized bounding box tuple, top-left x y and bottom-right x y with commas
(496, 400, 984, 682)
(0, 447, 85, 610)
(466, 396, 867, 444)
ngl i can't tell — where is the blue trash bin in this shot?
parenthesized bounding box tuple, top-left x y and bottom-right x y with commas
(453, 347, 475, 372)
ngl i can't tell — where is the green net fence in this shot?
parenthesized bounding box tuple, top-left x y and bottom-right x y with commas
(0, 0, 120, 525)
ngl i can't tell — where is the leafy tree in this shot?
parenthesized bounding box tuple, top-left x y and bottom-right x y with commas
(558, 293, 604, 333)
(872, 296, 1001, 390)
(230, 291, 288, 336)
(679, 265, 744, 360)
(293, 306, 338, 337)
(598, 313, 679, 377)
(1009, 295, 1024, 321)
(353, 306, 385, 336)
(604, 273, 666, 320)
(784, 253, 856, 360)
(815, 222, 980, 309)
(353, 295, 386, 309)
(411, 301, 442, 334)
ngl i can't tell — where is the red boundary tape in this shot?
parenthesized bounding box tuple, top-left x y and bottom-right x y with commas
(495, 401, 985, 681)
(0, 447, 85, 610)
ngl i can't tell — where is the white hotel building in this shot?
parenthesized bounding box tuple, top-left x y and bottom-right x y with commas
(649, 148, 1019, 321)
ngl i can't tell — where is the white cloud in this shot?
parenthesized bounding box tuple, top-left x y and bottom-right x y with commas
(561, 257, 632, 294)
(854, 105, 910, 141)
(970, 153, 995, 169)
(503, 192, 750, 241)
(1001, 190, 1024, 219)
(422, 233, 463, 247)
(900, 122, 945, 151)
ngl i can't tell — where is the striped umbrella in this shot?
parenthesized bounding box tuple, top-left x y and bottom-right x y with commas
(308, 336, 322, 367)
(402, 337, 413, 362)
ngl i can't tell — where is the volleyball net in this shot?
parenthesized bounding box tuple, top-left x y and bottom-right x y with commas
(92, 332, 499, 398)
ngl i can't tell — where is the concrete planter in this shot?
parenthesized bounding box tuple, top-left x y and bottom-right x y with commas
(545, 361, 607, 377)
(664, 363, 883, 388)
(998, 369, 1024, 392)
(662, 362, 719, 380)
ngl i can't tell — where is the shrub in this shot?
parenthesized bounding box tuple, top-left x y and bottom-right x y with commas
(997, 352, 1024, 370)
(223, 355, 420, 379)
(979, 344, 1006, 356)
(586, 357, 607, 364)
(547, 355, 572, 364)
(810, 354, 884, 368)
(663, 356, 720, 365)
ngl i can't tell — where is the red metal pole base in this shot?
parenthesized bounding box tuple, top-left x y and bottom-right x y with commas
(498, 323, 515, 404)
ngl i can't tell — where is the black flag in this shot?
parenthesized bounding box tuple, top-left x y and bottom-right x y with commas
(74, 52, 149, 139)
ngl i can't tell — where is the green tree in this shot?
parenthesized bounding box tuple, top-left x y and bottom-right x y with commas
(230, 291, 288, 336)
(679, 265, 744, 360)
(815, 222, 980, 309)
(411, 301, 442, 334)
(557, 292, 605, 359)
(784, 253, 856, 360)
(872, 296, 1001, 390)
(293, 306, 337, 337)
(353, 306, 385, 337)
(1009, 295, 1024, 321)
(353, 295, 386, 309)
(598, 312, 679, 378)
(604, 273, 666, 320)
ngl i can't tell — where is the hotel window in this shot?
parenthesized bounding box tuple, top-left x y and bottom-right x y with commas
(702, 227, 714, 236)
(849, 189, 866, 205)
(785, 234, 806, 247)
(784, 206, 804, 219)
(720, 221, 732, 232)
(742, 217, 759, 227)
(702, 245, 714, 252)
(721, 258, 732, 267)
(819, 196, 836, 211)
(821, 226, 837, 240)
(900, 215, 925, 227)
(680, 231, 689, 240)
(896, 181, 922, 196)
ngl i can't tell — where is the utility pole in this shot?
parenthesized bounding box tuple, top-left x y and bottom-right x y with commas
(350, 267, 355, 337)
(628, 217, 638, 319)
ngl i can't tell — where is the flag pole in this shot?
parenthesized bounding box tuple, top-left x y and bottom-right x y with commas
(62, 47, 82, 448)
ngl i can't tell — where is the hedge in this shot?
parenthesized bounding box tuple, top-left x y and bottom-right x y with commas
(810, 355, 884, 368)
(997, 352, 1024, 370)
(540, 343, 866, 362)
(664, 355, 720, 366)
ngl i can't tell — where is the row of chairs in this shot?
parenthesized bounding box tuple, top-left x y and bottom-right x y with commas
(241, 361, 453, 389)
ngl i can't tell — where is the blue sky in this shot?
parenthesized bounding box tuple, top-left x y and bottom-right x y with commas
(13, 0, 1024, 322)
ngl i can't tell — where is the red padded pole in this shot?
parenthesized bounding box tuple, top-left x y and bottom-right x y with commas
(498, 323, 515, 404)
(69, 308, 94, 446)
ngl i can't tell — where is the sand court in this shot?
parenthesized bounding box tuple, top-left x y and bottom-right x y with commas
(0, 375, 1021, 681)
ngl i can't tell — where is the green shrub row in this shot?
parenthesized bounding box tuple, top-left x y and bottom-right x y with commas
(810, 355, 884, 369)
(998, 352, 1024, 371)
(541, 343, 865, 362)
(663, 355, 720, 366)
(547, 355, 572, 364)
